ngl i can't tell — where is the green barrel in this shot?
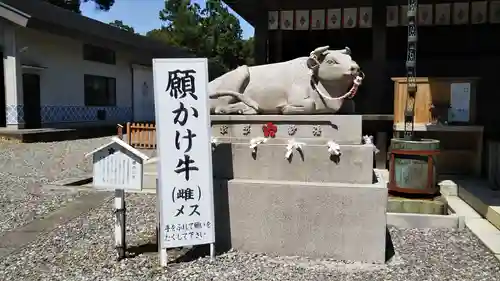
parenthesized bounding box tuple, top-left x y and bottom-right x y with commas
(389, 138, 440, 195)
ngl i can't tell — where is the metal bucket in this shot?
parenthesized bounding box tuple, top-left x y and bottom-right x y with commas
(389, 138, 440, 195)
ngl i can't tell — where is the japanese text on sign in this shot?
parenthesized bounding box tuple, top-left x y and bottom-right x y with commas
(153, 58, 215, 248)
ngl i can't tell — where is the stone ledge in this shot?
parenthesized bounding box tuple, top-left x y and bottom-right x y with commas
(211, 115, 362, 144)
(387, 213, 463, 229)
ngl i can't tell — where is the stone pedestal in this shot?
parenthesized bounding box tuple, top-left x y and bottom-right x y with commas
(210, 115, 387, 264)
(214, 173, 387, 264)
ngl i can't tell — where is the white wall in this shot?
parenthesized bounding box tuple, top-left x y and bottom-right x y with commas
(11, 27, 155, 127)
(16, 27, 134, 107)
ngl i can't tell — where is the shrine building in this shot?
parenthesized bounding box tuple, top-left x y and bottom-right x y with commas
(224, 1, 500, 134)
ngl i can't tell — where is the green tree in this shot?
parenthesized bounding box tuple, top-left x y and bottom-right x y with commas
(148, 0, 254, 79)
(45, 0, 115, 13)
(109, 20, 135, 33)
(241, 37, 255, 66)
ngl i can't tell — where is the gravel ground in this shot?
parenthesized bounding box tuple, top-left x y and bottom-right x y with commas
(0, 193, 499, 281)
(0, 137, 111, 233)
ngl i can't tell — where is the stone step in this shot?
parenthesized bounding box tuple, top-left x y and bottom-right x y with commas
(212, 143, 374, 184)
(145, 144, 374, 184)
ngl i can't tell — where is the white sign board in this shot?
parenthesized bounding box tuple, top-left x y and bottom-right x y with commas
(448, 83, 471, 122)
(153, 58, 215, 248)
(87, 137, 149, 191)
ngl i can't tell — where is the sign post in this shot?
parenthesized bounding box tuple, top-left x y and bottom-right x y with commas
(153, 58, 216, 267)
(85, 137, 150, 260)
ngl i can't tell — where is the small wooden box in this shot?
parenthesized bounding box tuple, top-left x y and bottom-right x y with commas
(392, 77, 479, 126)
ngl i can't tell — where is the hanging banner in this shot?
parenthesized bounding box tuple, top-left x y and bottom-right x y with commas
(453, 3, 469, 25)
(295, 10, 310, 30)
(386, 6, 399, 27)
(280, 10, 294, 30)
(359, 7, 372, 28)
(418, 4, 433, 26)
(343, 8, 358, 28)
(490, 1, 500, 23)
(311, 9, 326, 30)
(268, 11, 279, 30)
(400, 5, 408, 26)
(471, 1, 487, 24)
(435, 3, 451, 25)
(327, 9, 341, 29)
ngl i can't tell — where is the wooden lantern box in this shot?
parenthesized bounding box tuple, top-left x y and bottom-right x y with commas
(392, 77, 479, 127)
(391, 77, 483, 176)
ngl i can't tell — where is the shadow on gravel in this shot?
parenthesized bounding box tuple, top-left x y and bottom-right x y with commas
(128, 242, 212, 263)
(385, 227, 396, 262)
(127, 227, 213, 263)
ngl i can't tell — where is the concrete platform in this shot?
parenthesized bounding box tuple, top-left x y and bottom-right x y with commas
(440, 176, 500, 231)
(0, 125, 119, 143)
(213, 172, 387, 264)
(442, 184, 500, 263)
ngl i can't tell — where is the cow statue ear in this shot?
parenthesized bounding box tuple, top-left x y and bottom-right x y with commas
(307, 57, 319, 70)
(310, 46, 330, 58)
(308, 45, 329, 70)
(342, 47, 351, 55)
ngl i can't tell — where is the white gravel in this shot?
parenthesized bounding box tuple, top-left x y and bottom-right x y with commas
(0, 137, 110, 233)
(0, 193, 499, 281)
(0, 137, 499, 280)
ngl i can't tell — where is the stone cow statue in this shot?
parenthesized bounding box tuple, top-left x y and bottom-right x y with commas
(208, 46, 364, 115)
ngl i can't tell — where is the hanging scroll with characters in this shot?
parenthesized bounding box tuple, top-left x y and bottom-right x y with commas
(386, 6, 399, 27)
(311, 9, 325, 30)
(327, 9, 341, 29)
(358, 7, 372, 28)
(295, 10, 310, 30)
(490, 1, 500, 23)
(343, 8, 358, 28)
(280, 10, 294, 30)
(418, 4, 433, 26)
(268, 11, 278, 30)
(435, 3, 451, 25)
(453, 3, 470, 25)
(400, 5, 409, 26)
(471, 2, 487, 24)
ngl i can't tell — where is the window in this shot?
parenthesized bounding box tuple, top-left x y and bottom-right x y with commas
(83, 44, 116, 65)
(84, 75, 116, 106)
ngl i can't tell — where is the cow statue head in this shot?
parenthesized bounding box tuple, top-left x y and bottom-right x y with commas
(307, 46, 361, 85)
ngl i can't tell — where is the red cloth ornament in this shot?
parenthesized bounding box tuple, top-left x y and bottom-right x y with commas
(262, 122, 278, 138)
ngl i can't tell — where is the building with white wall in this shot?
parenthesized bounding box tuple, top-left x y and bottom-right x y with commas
(0, 0, 190, 129)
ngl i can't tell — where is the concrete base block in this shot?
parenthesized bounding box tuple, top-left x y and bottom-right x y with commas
(387, 213, 464, 229)
(212, 143, 374, 184)
(213, 174, 387, 264)
(387, 198, 446, 215)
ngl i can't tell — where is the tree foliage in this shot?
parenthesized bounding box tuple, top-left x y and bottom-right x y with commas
(109, 20, 135, 33)
(47, 0, 254, 79)
(147, 0, 254, 79)
(45, 0, 114, 13)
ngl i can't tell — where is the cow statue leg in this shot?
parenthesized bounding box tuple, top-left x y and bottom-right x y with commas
(281, 84, 316, 114)
(214, 102, 259, 115)
(281, 99, 315, 114)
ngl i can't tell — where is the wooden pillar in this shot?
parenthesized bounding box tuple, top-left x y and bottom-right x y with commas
(254, 12, 268, 65)
(371, 1, 387, 114)
(274, 30, 283, 62)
